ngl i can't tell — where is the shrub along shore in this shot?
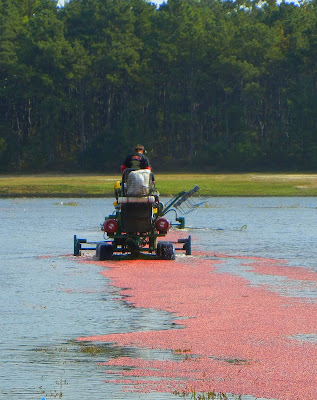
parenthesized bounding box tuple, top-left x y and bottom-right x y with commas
(0, 173, 316, 197)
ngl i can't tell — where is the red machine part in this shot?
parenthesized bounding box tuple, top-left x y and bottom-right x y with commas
(155, 217, 170, 233)
(103, 219, 118, 234)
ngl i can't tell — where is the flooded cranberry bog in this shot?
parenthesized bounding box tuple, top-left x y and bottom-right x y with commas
(1, 197, 317, 400)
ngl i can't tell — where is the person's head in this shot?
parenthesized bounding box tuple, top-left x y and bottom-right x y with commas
(134, 144, 144, 153)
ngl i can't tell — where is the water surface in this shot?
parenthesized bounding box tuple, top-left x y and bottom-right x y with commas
(1, 197, 316, 399)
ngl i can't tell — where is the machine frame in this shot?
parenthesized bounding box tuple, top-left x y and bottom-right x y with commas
(74, 170, 201, 260)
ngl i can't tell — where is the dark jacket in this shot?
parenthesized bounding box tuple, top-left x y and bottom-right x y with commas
(121, 152, 151, 172)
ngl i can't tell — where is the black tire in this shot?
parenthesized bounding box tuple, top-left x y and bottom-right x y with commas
(185, 235, 192, 255)
(156, 241, 163, 258)
(96, 243, 113, 260)
(157, 241, 175, 260)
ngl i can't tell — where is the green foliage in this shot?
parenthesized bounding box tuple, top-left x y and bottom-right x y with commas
(1, 0, 317, 172)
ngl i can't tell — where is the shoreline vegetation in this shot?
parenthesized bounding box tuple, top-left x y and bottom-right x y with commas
(0, 173, 317, 197)
(3, 1, 317, 174)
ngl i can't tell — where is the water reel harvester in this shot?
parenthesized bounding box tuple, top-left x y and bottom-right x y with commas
(74, 169, 203, 260)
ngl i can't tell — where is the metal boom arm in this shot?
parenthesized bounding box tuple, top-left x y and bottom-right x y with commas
(160, 185, 201, 217)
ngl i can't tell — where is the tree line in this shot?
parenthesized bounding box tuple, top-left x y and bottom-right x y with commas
(1, 0, 317, 172)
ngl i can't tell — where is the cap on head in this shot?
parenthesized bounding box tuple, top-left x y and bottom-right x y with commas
(134, 144, 144, 152)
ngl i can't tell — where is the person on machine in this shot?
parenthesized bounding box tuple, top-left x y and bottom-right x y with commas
(121, 144, 158, 201)
(121, 144, 151, 173)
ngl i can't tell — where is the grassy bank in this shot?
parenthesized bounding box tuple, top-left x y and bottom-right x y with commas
(0, 173, 316, 197)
